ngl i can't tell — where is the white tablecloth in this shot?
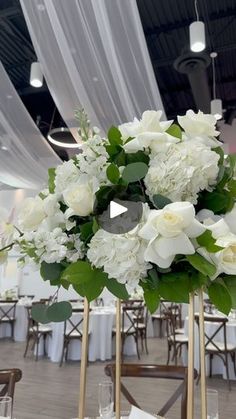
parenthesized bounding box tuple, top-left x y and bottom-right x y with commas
(48, 306, 136, 362)
(0, 301, 28, 341)
(184, 313, 236, 380)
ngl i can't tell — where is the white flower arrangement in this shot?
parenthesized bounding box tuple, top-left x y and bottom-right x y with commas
(1, 108, 236, 321)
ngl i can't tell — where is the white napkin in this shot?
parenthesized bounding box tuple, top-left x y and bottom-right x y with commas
(129, 406, 158, 419)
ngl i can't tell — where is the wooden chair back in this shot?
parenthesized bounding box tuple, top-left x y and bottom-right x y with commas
(105, 363, 197, 419)
(0, 300, 18, 322)
(0, 369, 22, 399)
(195, 314, 228, 353)
(64, 308, 85, 338)
(122, 305, 144, 335)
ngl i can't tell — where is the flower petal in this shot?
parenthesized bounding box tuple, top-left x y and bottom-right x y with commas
(184, 219, 206, 238)
(144, 242, 174, 268)
(164, 202, 195, 227)
(208, 219, 230, 239)
(155, 233, 195, 259)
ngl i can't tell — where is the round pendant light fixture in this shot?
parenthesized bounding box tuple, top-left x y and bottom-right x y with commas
(30, 61, 43, 88)
(210, 52, 223, 120)
(47, 127, 81, 149)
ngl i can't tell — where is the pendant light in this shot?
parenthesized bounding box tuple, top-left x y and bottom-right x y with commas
(190, 0, 206, 52)
(210, 52, 222, 120)
(30, 61, 43, 88)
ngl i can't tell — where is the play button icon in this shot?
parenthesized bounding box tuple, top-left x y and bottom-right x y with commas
(110, 201, 128, 219)
(97, 199, 143, 234)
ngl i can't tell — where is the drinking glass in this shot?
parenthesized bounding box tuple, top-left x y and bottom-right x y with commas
(98, 380, 114, 419)
(207, 388, 219, 419)
(0, 396, 12, 419)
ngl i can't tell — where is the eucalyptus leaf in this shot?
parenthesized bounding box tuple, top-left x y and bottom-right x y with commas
(152, 194, 172, 209)
(61, 260, 107, 286)
(122, 162, 148, 183)
(31, 304, 50, 324)
(46, 301, 72, 322)
(73, 273, 105, 302)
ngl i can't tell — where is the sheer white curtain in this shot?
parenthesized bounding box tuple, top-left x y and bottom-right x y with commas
(20, 0, 165, 132)
(0, 62, 60, 189)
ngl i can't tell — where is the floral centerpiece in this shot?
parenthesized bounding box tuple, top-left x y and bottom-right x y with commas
(1, 109, 236, 322)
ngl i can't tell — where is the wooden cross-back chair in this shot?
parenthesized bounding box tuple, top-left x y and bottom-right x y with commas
(105, 363, 197, 419)
(0, 369, 22, 400)
(24, 302, 52, 361)
(113, 304, 144, 359)
(152, 300, 182, 338)
(195, 314, 236, 390)
(0, 300, 18, 339)
(166, 308, 188, 365)
(60, 307, 91, 366)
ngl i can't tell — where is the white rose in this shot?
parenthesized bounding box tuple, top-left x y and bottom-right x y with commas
(139, 201, 205, 268)
(119, 110, 176, 153)
(178, 110, 219, 137)
(224, 204, 236, 234)
(214, 234, 236, 275)
(63, 176, 99, 216)
(18, 197, 46, 231)
(43, 194, 60, 216)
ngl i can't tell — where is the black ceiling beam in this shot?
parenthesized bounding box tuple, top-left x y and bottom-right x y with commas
(18, 85, 48, 96)
(160, 75, 236, 96)
(153, 43, 236, 68)
(144, 7, 236, 37)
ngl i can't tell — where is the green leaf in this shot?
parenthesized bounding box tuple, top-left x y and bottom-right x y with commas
(113, 149, 127, 167)
(122, 162, 148, 183)
(40, 262, 64, 282)
(106, 278, 129, 300)
(80, 221, 93, 242)
(228, 179, 236, 195)
(92, 217, 99, 234)
(208, 281, 232, 315)
(106, 163, 120, 184)
(62, 261, 107, 302)
(144, 289, 160, 314)
(126, 151, 149, 165)
(201, 191, 232, 214)
(108, 126, 122, 146)
(186, 254, 216, 277)
(152, 194, 172, 209)
(222, 276, 236, 309)
(48, 168, 56, 193)
(46, 301, 72, 322)
(31, 304, 50, 324)
(73, 274, 105, 302)
(213, 146, 224, 166)
(158, 273, 190, 303)
(166, 123, 182, 139)
(197, 230, 223, 253)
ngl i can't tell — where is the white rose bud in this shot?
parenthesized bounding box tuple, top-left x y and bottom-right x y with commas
(18, 197, 46, 231)
(63, 177, 99, 217)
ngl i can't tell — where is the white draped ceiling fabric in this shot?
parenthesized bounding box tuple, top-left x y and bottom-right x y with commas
(0, 62, 60, 189)
(20, 0, 165, 133)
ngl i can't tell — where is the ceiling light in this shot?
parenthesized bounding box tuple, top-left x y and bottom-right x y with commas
(210, 52, 222, 120)
(47, 127, 81, 149)
(30, 61, 43, 88)
(190, 1, 206, 52)
(1, 145, 8, 151)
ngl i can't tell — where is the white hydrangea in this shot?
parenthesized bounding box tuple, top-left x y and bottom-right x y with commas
(87, 204, 151, 291)
(18, 229, 84, 265)
(144, 140, 220, 204)
(55, 160, 80, 194)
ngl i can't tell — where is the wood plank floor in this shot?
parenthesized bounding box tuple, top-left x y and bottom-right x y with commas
(0, 337, 236, 418)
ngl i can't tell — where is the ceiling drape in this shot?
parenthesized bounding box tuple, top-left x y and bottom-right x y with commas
(20, 0, 165, 133)
(0, 62, 60, 189)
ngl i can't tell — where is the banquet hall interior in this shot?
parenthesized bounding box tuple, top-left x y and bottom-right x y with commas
(0, 0, 236, 418)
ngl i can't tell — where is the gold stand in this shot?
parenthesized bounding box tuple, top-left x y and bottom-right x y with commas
(187, 289, 207, 419)
(116, 299, 121, 419)
(187, 292, 195, 419)
(198, 288, 207, 419)
(78, 298, 90, 419)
